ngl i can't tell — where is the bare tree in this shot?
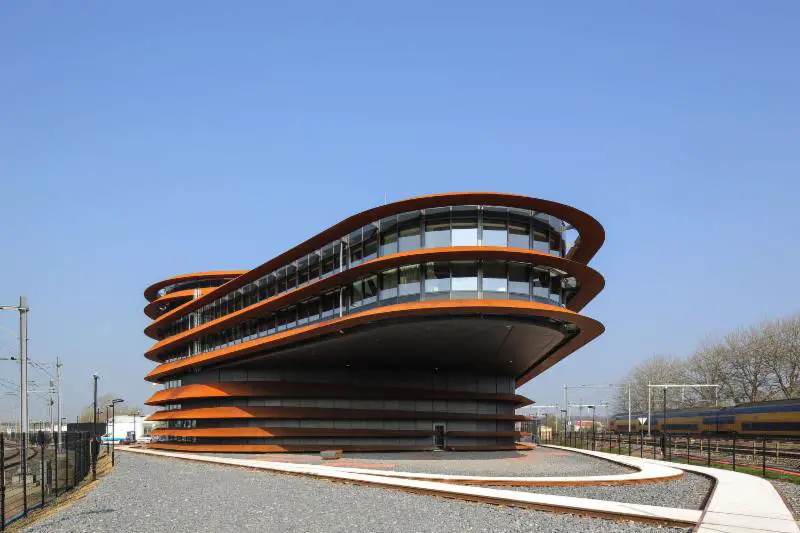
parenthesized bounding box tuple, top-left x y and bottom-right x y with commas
(724, 326, 774, 403)
(761, 315, 800, 399)
(615, 355, 690, 413)
(687, 338, 732, 404)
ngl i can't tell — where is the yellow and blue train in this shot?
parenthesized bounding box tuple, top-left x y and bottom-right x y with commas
(608, 399, 800, 437)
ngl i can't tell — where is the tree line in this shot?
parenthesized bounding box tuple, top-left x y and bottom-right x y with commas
(615, 314, 800, 413)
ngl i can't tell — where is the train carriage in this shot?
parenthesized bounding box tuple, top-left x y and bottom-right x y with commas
(608, 399, 800, 437)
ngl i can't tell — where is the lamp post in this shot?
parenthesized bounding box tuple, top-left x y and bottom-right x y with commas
(109, 398, 123, 466)
(92, 372, 98, 480)
(1, 297, 29, 482)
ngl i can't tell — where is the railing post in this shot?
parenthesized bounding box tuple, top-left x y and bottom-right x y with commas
(617, 433, 621, 454)
(732, 434, 737, 471)
(40, 443, 45, 508)
(65, 433, 70, 490)
(686, 435, 690, 464)
(1, 433, 5, 530)
(707, 434, 711, 466)
(627, 433, 631, 455)
(762, 435, 767, 477)
(53, 432, 58, 497)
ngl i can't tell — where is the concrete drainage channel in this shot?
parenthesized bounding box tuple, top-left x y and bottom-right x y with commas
(121, 446, 707, 529)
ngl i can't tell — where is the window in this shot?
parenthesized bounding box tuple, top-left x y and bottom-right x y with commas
(451, 207, 478, 246)
(451, 261, 478, 297)
(363, 275, 378, 306)
(363, 224, 378, 261)
(508, 209, 530, 249)
(424, 262, 450, 298)
(549, 229, 562, 256)
(297, 257, 309, 285)
(398, 212, 421, 252)
(350, 280, 365, 308)
(482, 207, 507, 247)
(321, 291, 338, 319)
(508, 263, 530, 299)
(379, 216, 398, 256)
(482, 261, 507, 296)
(424, 208, 450, 248)
(308, 253, 320, 281)
(533, 267, 550, 302)
(533, 224, 549, 253)
(549, 274, 562, 305)
(286, 264, 297, 291)
(320, 245, 335, 277)
(398, 264, 421, 301)
(349, 228, 363, 266)
(306, 298, 320, 322)
(380, 268, 398, 302)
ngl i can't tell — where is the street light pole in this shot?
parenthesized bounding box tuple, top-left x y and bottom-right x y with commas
(110, 398, 123, 466)
(92, 372, 98, 480)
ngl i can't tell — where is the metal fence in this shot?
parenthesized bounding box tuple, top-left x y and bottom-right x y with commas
(0, 431, 110, 529)
(540, 430, 800, 479)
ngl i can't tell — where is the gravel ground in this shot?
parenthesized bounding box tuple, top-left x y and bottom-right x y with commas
(23, 452, 689, 533)
(502, 472, 712, 510)
(771, 480, 800, 518)
(226, 448, 633, 477)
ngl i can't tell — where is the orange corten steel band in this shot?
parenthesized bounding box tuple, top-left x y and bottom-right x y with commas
(145, 382, 532, 407)
(144, 299, 604, 386)
(150, 428, 523, 439)
(144, 270, 246, 302)
(144, 246, 603, 349)
(148, 443, 435, 453)
(143, 288, 214, 320)
(146, 406, 528, 422)
(145, 192, 603, 332)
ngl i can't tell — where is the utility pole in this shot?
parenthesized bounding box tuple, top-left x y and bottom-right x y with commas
(1, 297, 29, 479)
(56, 357, 62, 450)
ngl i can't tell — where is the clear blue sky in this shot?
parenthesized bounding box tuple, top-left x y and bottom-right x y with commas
(1, 2, 798, 420)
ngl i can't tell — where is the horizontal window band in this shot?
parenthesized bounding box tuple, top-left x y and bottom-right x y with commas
(145, 193, 603, 333)
(146, 382, 532, 407)
(146, 406, 528, 422)
(145, 247, 602, 349)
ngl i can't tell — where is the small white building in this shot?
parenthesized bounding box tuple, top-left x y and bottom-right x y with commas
(102, 415, 156, 443)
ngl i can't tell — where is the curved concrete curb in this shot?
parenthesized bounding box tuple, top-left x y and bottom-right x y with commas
(119, 446, 699, 527)
(543, 445, 800, 533)
(319, 453, 684, 486)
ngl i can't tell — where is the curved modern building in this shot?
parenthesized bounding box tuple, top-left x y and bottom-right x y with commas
(143, 193, 605, 453)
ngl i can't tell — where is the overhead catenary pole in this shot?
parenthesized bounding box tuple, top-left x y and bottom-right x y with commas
(56, 357, 62, 450)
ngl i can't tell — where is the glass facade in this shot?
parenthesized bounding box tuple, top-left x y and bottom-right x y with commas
(158, 260, 575, 364)
(155, 205, 569, 341)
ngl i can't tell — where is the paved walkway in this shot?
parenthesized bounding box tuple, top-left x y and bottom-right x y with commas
(120, 446, 700, 527)
(545, 446, 800, 533)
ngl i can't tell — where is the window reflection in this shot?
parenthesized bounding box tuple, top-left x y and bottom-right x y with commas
(451, 206, 478, 246)
(482, 207, 508, 247)
(482, 260, 507, 297)
(424, 261, 451, 299)
(398, 265, 421, 301)
(451, 261, 478, 298)
(398, 212, 421, 252)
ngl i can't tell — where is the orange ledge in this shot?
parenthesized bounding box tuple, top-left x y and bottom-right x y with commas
(145, 299, 603, 386)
